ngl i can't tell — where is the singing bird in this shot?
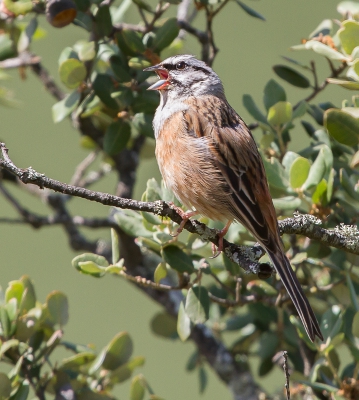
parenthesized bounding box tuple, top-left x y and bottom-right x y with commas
(144, 55, 323, 342)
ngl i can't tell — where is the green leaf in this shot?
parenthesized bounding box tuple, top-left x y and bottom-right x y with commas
(151, 312, 178, 339)
(5, 280, 24, 305)
(46, 291, 69, 327)
(94, 4, 112, 38)
(92, 74, 118, 109)
(114, 209, 152, 238)
(273, 65, 310, 88)
(111, 228, 120, 265)
(295, 40, 348, 61)
(104, 120, 131, 156)
(162, 245, 194, 273)
(302, 148, 327, 190)
(12, 379, 30, 400)
(198, 366, 208, 393)
(17, 17, 38, 53)
(347, 272, 359, 312)
(152, 18, 179, 52)
(52, 91, 81, 123)
(242, 94, 268, 124)
(246, 280, 277, 296)
(59, 59, 86, 89)
(0, 373, 11, 399)
(272, 196, 301, 210)
(263, 79, 286, 110)
(185, 285, 209, 324)
(298, 380, 338, 392)
(19, 276, 36, 315)
(132, 113, 154, 138)
(130, 375, 146, 400)
(352, 311, 359, 337)
(327, 78, 359, 90)
(102, 332, 133, 370)
(289, 157, 311, 189)
(177, 301, 191, 341)
(154, 262, 167, 284)
(258, 331, 279, 360)
(116, 30, 145, 55)
(72, 253, 109, 272)
(76, 40, 96, 61)
(59, 352, 96, 371)
(128, 57, 151, 70)
(309, 19, 333, 38)
(340, 168, 359, 201)
(320, 305, 342, 342)
(0, 307, 10, 338)
(267, 101, 292, 125)
(292, 101, 307, 120)
(108, 356, 145, 384)
(132, 0, 152, 12)
(338, 20, 359, 55)
(235, 0, 265, 20)
(261, 155, 289, 192)
(110, 55, 132, 82)
(0, 339, 19, 357)
(78, 261, 106, 277)
(325, 108, 359, 146)
(312, 179, 327, 205)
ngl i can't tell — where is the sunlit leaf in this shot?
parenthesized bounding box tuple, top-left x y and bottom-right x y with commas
(338, 20, 359, 55)
(289, 157, 311, 189)
(185, 285, 209, 324)
(177, 301, 191, 341)
(325, 108, 359, 146)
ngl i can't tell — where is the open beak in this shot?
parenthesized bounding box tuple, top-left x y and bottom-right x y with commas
(144, 64, 170, 91)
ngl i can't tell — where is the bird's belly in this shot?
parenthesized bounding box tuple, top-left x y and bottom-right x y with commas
(155, 136, 233, 222)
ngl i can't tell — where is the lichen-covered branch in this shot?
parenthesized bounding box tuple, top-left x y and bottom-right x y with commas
(1, 142, 359, 268)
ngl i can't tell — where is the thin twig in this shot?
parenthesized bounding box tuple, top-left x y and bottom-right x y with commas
(282, 351, 290, 400)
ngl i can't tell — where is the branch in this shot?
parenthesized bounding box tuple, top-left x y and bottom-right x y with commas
(294, 60, 347, 109)
(2, 143, 359, 266)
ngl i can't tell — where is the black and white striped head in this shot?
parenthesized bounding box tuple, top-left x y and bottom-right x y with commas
(144, 55, 224, 98)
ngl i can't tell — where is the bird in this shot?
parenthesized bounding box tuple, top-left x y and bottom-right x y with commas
(144, 54, 323, 342)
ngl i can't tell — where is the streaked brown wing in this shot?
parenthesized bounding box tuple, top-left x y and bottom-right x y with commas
(184, 96, 280, 249)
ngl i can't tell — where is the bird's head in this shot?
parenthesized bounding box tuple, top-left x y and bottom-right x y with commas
(144, 55, 224, 98)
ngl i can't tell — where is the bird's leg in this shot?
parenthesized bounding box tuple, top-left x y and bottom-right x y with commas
(169, 203, 198, 237)
(211, 220, 232, 258)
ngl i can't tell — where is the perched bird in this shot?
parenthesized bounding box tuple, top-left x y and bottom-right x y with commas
(144, 55, 323, 342)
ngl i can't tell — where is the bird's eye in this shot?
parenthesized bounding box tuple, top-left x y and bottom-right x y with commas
(176, 61, 186, 70)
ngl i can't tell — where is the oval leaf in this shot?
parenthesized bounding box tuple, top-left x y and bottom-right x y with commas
(177, 301, 191, 341)
(162, 245, 194, 273)
(267, 101, 292, 125)
(103, 332, 133, 370)
(104, 120, 131, 156)
(289, 156, 311, 189)
(185, 285, 209, 324)
(325, 108, 359, 146)
(263, 79, 286, 110)
(152, 18, 179, 52)
(338, 20, 359, 55)
(46, 291, 69, 327)
(273, 65, 310, 88)
(59, 58, 86, 89)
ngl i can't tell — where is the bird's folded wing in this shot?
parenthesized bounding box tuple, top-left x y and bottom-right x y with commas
(183, 98, 280, 249)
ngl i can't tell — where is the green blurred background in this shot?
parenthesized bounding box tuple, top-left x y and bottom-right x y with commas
(0, 0, 346, 398)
